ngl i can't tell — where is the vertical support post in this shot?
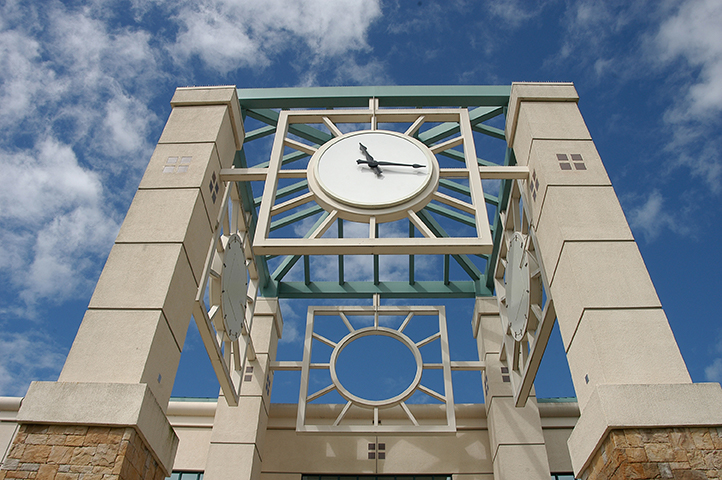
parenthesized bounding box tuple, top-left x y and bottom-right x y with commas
(506, 82, 722, 479)
(204, 298, 283, 480)
(0, 86, 245, 480)
(473, 298, 552, 480)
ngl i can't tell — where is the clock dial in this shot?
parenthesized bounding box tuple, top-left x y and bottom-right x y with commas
(220, 233, 247, 341)
(307, 130, 439, 222)
(506, 232, 531, 341)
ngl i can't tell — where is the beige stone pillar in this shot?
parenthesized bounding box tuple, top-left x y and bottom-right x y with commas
(505, 82, 722, 479)
(0, 86, 244, 480)
(473, 298, 552, 480)
(204, 298, 282, 480)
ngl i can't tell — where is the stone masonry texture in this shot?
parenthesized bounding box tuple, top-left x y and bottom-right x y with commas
(0, 424, 167, 480)
(581, 427, 722, 480)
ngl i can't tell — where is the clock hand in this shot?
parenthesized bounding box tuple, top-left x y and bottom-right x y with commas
(358, 143, 383, 177)
(371, 160, 426, 168)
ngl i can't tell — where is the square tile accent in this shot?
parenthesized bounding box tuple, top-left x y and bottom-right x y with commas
(557, 153, 586, 170)
(557, 153, 572, 170)
(530, 170, 541, 201)
(209, 171, 219, 204)
(571, 153, 586, 170)
(163, 156, 192, 174)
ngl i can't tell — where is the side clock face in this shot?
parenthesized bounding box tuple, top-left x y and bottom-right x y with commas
(506, 232, 531, 342)
(220, 233, 247, 341)
(307, 130, 439, 223)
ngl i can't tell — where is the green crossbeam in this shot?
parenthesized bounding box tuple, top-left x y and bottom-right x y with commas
(273, 280, 492, 298)
(237, 85, 510, 109)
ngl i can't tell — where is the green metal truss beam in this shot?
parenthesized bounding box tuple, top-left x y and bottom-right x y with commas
(246, 108, 333, 145)
(437, 179, 499, 207)
(271, 212, 330, 282)
(273, 280, 492, 299)
(424, 203, 477, 228)
(416, 209, 484, 280)
(254, 179, 308, 208)
(237, 85, 510, 109)
(269, 205, 324, 232)
(245, 125, 276, 142)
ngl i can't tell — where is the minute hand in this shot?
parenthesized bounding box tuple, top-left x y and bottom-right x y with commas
(356, 159, 425, 168)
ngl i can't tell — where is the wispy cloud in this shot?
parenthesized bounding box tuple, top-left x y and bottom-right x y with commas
(625, 190, 689, 242)
(0, 0, 384, 319)
(0, 332, 66, 396)
(170, 0, 382, 74)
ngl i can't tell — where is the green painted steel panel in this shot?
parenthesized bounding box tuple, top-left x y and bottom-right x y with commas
(274, 280, 491, 298)
(236, 85, 511, 109)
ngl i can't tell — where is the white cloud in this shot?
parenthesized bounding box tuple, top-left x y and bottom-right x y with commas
(0, 0, 386, 319)
(705, 358, 722, 383)
(170, 0, 382, 74)
(485, 0, 546, 27)
(0, 332, 67, 396)
(0, 138, 120, 312)
(626, 190, 686, 242)
(655, 0, 722, 119)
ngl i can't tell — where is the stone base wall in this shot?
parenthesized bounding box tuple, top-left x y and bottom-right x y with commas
(0, 424, 167, 480)
(582, 427, 722, 480)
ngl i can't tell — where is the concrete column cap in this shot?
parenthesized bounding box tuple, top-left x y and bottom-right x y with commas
(506, 82, 579, 146)
(255, 297, 284, 339)
(170, 86, 245, 151)
(472, 296, 499, 339)
(568, 382, 722, 476)
(17, 381, 179, 475)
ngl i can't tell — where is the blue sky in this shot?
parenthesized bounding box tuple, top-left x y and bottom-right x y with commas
(1, 0, 721, 404)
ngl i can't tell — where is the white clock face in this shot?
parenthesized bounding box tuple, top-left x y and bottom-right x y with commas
(506, 232, 531, 342)
(307, 130, 439, 222)
(221, 233, 247, 341)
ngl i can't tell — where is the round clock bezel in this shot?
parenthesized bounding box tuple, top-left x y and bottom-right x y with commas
(506, 231, 531, 342)
(220, 233, 248, 342)
(307, 130, 440, 223)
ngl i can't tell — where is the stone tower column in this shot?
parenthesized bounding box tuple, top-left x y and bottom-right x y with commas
(505, 82, 722, 479)
(474, 298, 552, 480)
(0, 86, 244, 480)
(203, 298, 282, 480)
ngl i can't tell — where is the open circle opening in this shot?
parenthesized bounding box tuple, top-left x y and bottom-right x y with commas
(334, 334, 418, 402)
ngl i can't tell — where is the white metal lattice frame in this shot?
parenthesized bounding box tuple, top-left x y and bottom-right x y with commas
(270, 298, 484, 435)
(192, 178, 260, 406)
(220, 102, 529, 256)
(493, 179, 556, 407)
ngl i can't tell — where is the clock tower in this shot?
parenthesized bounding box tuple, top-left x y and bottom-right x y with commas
(3, 84, 722, 480)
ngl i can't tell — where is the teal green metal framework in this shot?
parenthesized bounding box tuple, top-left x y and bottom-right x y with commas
(232, 86, 514, 299)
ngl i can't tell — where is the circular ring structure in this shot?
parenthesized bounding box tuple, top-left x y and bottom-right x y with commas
(329, 326, 423, 409)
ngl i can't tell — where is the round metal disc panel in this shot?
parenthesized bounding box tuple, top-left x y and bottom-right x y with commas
(221, 234, 247, 341)
(329, 327, 423, 409)
(311, 130, 436, 209)
(506, 232, 531, 342)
